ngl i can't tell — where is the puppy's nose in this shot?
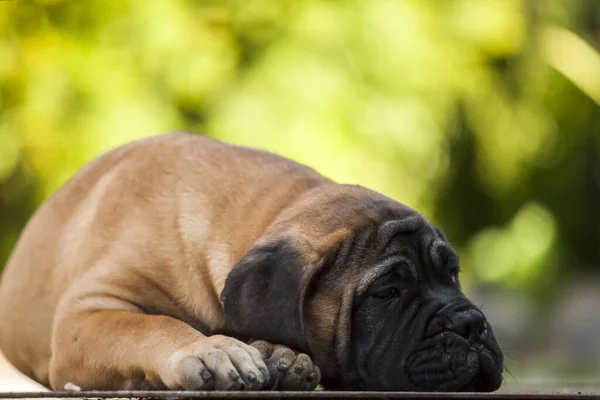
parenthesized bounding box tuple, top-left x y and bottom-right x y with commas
(448, 309, 487, 340)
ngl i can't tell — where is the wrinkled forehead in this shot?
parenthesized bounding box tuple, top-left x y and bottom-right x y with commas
(343, 216, 460, 293)
(282, 185, 458, 281)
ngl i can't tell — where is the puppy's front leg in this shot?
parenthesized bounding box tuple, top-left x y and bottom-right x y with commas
(49, 301, 269, 390)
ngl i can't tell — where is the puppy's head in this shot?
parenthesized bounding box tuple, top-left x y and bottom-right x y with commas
(221, 185, 503, 392)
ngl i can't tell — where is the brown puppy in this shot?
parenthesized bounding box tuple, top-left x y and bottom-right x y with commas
(0, 133, 503, 392)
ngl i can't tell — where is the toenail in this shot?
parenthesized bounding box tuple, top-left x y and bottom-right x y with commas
(307, 371, 317, 382)
(201, 369, 213, 380)
(294, 365, 304, 374)
(247, 372, 257, 382)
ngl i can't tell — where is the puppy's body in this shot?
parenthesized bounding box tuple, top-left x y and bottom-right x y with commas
(0, 133, 504, 392)
(0, 133, 327, 388)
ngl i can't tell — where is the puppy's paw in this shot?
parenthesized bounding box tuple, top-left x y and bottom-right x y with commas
(249, 340, 321, 391)
(161, 335, 269, 390)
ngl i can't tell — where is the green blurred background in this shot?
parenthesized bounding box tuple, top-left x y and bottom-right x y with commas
(1, 0, 599, 390)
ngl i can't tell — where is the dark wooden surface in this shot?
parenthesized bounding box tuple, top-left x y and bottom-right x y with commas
(1, 390, 600, 400)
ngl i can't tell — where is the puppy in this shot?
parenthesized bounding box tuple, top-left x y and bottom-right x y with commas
(0, 133, 503, 391)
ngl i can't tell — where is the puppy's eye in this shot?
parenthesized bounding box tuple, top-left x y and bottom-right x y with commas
(372, 287, 399, 300)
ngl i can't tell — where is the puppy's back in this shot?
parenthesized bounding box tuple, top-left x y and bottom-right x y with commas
(0, 133, 327, 385)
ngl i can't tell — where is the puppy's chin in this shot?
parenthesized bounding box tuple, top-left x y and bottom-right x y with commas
(405, 330, 503, 392)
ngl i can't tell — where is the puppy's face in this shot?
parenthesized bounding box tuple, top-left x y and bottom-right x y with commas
(222, 187, 503, 392)
(308, 216, 504, 392)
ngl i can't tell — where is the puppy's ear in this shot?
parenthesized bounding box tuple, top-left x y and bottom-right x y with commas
(220, 238, 313, 352)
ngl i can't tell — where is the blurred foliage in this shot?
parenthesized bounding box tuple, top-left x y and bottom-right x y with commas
(0, 0, 599, 298)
